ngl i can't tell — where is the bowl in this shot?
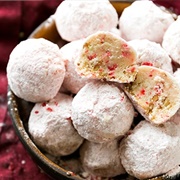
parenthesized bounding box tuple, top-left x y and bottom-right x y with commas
(7, 1, 180, 180)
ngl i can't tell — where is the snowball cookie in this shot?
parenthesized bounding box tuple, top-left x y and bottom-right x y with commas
(72, 81, 134, 143)
(128, 39, 173, 74)
(28, 93, 84, 156)
(60, 39, 95, 94)
(124, 66, 180, 124)
(80, 140, 126, 178)
(120, 121, 180, 179)
(54, 0, 118, 41)
(162, 16, 180, 65)
(119, 1, 175, 43)
(75, 31, 138, 83)
(7, 38, 65, 103)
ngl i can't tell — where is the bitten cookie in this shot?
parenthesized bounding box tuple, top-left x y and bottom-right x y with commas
(75, 31, 137, 83)
(124, 66, 180, 124)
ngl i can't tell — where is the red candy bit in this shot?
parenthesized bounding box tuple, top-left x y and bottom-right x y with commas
(99, 68, 104, 72)
(105, 59, 109, 64)
(54, 101, 58, 106)
(105, 50, 112, 57)
(102, 51, 111, 61)
(108, 71, 114, 76)
(142, 62, 153, 66)
(146, 101, 149, 104)
(120, 96, 124, 101)
(122, 51, 129, 57)
(91, 73, 97, 78)
(127, 66, 136, 73)
(108, 70, 115, 78)
(46, 107, 53, 112)
(149, 74, 153, 77)
(122, 43, 128, 48)
(149, 69, 155, 77)
(41, 102, 46, 107)
(140, 88, 146, 95)
(35, 111, 39, 114)
(108, 64, 118, 71)
(154, 84, 163, 95)
(87, 53, 97, 60)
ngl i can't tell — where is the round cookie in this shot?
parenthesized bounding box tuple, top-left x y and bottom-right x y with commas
(128, 39, 173, 74)
(119, 1, 175, 43)
(55, 0, 118, 41)
(80, 140, 126, 178)
(162, 16, 180, 65)
(120, 120, 180, 179)
(28, 93, 84, 156)
(7, 38, 65, 103)
(71, 81, 134, 143)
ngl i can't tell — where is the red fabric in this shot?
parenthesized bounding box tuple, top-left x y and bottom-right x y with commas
(0, 1, 62, 179)
(153, 0, 180, 15)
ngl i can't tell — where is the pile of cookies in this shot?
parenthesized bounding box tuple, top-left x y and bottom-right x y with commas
(6, 0, 180, 179)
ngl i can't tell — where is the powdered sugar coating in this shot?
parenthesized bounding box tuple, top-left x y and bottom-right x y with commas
(119, 1, 175, 43)
(128, 39, 173, 74)
(80, 140, 126, 177)
(120, 121, 180, 179)
(72, 81, 134, 143)
(28, 93, 84, 156)
(162, 16, 180, 65)
(54, 0, 118, 41)
(7, 38, 65, 103)
(60, 39, 96, 94)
